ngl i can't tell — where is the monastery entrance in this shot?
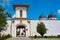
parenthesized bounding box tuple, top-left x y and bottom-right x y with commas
(16, 25, 26, 37)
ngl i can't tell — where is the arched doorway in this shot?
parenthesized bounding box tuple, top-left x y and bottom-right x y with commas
(16, 24, 26, 37)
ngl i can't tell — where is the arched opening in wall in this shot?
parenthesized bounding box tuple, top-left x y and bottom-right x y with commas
(16, 25, 26, 37)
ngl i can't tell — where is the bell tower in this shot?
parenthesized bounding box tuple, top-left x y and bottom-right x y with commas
(14, 4, 28, 19)
(12, 4, 29, 37)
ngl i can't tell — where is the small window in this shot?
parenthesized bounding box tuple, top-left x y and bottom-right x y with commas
(20, 10, 22, 18)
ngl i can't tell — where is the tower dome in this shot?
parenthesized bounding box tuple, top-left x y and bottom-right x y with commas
(48, 14, 56, 20)
(39, 14, 46, 20)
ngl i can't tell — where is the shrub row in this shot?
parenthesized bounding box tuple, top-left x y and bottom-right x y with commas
(29, 35, 60, 38)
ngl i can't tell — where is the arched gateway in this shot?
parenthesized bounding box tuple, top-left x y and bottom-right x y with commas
(16, 23, 26, 37)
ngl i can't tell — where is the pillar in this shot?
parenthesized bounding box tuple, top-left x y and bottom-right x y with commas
(11, 23, 16, 37)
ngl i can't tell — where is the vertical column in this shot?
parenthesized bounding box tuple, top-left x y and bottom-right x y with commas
(26, 23, 30, 37)
(11, 23, 16, 37)
(29, 23, 31, 36)
(10, 22, 12, 36)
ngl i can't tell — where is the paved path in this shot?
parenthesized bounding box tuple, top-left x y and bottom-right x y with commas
(7, 37, 60, 40)
(7, 37, 30, 40)
(31, 38, 60, 40)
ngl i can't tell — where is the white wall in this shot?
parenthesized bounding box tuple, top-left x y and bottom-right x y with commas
(30, 20, 60, 36)
(22, 20, 30, 37)
(15, 7, 27, 18)
(5, 19, 60, 37)
(22, 9, 27, 18)
(15, 9, 20, 18)
(40, 20, 60, 36)
(11, 23, 16, 37)
(30, 20, 40, 36)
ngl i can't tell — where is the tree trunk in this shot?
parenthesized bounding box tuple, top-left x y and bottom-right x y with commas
(42, 35, 43, 37)
(41, 34, 44, 37)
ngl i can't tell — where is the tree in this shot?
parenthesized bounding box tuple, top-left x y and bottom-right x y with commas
(36, 22, 47, 37)
(0, 6, 11, 37)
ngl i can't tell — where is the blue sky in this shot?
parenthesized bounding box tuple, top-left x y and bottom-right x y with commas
(1, 0, 60, 19)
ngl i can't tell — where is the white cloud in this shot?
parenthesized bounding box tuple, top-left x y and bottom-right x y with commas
(58, 9, 60, 15)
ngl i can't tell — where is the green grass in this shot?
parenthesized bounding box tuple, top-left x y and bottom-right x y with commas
(29, 35, 60, 38)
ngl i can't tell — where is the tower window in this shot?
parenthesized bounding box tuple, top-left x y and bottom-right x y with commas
(20, 10, 22, 17)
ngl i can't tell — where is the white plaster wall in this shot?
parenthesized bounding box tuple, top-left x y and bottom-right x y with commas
(30, 20, 40, 36)
(11, 23, 16, 37)
(22, 10, 27, 18)
(5, 20, 60, 37)
(48, 18, 56, 20)
(22, 20, 30, 37)
(30, 20, 60, 36)
(15, 10, 20, 18)
(6, 19, 60, 37)
(14, 20, 20, 25)
(11, 20, 21, 37)
(15, 7, 27, 18)
(40, 20, 60, 36)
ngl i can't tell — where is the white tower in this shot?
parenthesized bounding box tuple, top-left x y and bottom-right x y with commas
(14, 4, 28, 18)
(11, 4, 30, 37)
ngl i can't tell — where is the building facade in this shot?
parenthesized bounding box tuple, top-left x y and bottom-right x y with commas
(1, 4, 60, 37)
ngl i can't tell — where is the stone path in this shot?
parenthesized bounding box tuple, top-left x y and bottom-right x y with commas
(7, 37, 60, 40)
(7, 37, 30, 40)
(31, 38, 60, 40)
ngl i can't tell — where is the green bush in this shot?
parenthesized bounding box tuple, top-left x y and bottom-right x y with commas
(46, 36, 58, 38)
(17, 31, 20, 36)
(37, 22, 47, 37)
(0, 34, 12, 40)
(34, 35, 37, 38)
(57, 35, 60, 38)
(44, 36, 47, 38)
(4, 34, 12, 39)
(29, 35, 60, 38)
(29, 36, 43, 38)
